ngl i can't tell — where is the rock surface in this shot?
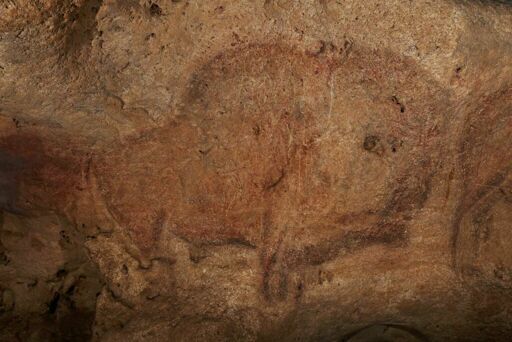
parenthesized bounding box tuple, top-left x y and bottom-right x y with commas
(0, 0, 512, 341)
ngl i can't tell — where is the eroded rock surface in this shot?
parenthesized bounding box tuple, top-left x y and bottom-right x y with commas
(0, 0, 511, 341)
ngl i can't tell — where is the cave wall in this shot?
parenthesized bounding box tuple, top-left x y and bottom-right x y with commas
(0, 0, 512, 341)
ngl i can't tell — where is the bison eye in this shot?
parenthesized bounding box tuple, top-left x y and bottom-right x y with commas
(363, 135, 380, 152)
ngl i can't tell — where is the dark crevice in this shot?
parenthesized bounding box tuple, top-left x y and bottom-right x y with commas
(61, 0, 104, 59)
(48, 292, 61, 314)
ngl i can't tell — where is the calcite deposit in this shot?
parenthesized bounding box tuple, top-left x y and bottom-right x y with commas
(0, 0, 511, 341)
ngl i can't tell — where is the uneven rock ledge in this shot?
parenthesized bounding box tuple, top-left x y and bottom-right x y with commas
(0, 0, 511, 341)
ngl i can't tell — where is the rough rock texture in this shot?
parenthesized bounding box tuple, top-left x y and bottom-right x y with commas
(0, 0, 512, 341)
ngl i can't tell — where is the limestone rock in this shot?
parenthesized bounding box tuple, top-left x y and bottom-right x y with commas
(0, 0, 511, 341)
